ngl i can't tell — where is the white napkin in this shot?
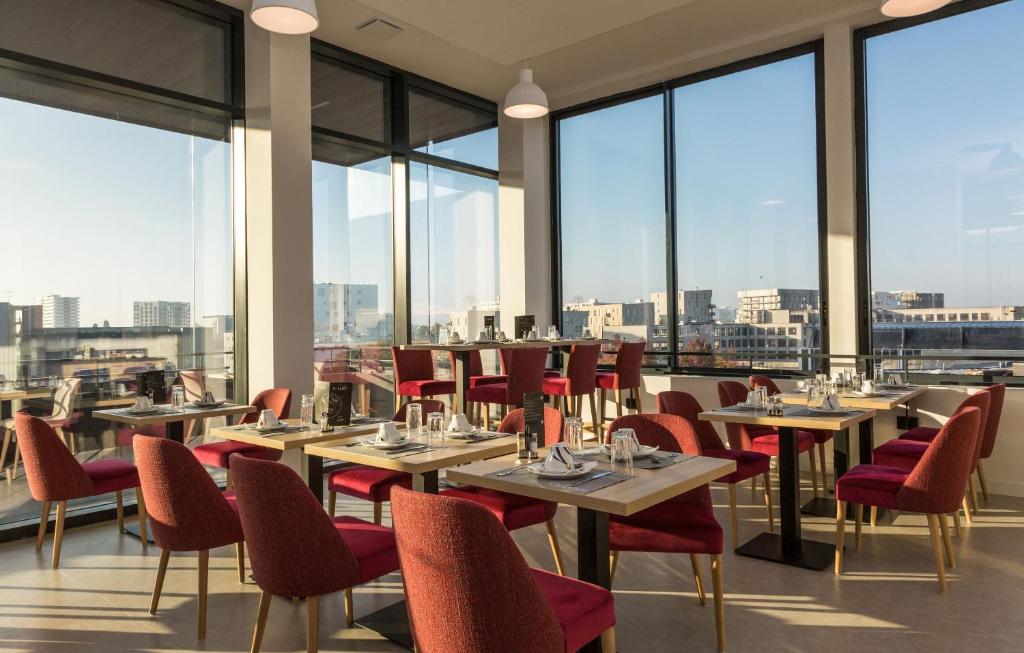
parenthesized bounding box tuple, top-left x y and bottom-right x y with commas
(375, 422, 404, 444)
(625, 430, 641, 454)
(821, 393, 840, 411)
(890, 373, 904, 386)
(544, 443, 575, 472)
(860, 380, 875, 394)
(745, 390, 757, 405)
(257, 409, 279, 428)
(796, 380, 806, 391)
(448, 414, 473, 433)
(449, 331, 462, 343)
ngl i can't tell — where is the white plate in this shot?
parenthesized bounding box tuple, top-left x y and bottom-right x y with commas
(850, 391, 884, 398)
(528, 460, 597, 480)
(358, 438, 413, 450)
(808, 407, 848, 415)
(600, 443, 660, 459)
(447, 427, 480, 438)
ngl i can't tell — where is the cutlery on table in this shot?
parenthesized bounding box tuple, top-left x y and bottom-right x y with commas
(570, 470, 614, 487)
(496, 465, 528, 476)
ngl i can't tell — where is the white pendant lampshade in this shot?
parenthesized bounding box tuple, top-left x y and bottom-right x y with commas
(880, 0, 951, 17)
(504, 68, 549, 119)
(251, 0, 319, 35)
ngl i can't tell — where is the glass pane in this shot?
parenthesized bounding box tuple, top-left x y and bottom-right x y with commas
(865, 0, 1024, 380)
(312, 146, 394, 417)
(311, 56, 390, 143)
(674, 53, 821, 370)
(558, 95, 666, 351)
(0, 95, 234, 526)
(409, 89, 498, 170)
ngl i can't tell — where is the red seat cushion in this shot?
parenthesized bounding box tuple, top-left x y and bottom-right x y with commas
(470, 374, 507, 388)
(897, 426, 939, 443)
(398, 379, 456, 398)
(441, 486, 556, 531)
(595, 372, 618, 390)
(750, 430, 815, 456)
(466, 383, 512, 405)
(81, 459, 140, 494)
(531, 568, 616, 652)
(541, 377, 572, 396)
(329, 465, 412, 503)
(332, 515, 400, 584)
(193, 440, 283, 469)
(609, 500, 723, 555)
(702, 448, 771, 484)
(835, 464, 908, 510)
(872, 439, 928, 472)
(223, 490, 240, 514)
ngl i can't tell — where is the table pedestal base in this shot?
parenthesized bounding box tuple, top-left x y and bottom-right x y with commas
(355, 600, 413, 650)
(122, 523, 155, 545)
(735, 532, 834, 571)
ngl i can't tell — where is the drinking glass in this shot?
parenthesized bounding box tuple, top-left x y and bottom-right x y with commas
(300, 393, 315, 427)
(610, 431, 634, 475)
(406, 403, 423, 440)
(565, 417, 584, 453)
(807, 384, 824, 409)
(547, 325, 560, 340)
(427, 411, 445, 444)
(752, 386, 767, 410)
(171, 385, 185, 412)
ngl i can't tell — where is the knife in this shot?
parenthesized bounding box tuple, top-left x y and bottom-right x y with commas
(570, 470, 614, 487)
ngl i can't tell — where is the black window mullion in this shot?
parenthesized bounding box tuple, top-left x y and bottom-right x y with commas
(664, 85, 679, 367)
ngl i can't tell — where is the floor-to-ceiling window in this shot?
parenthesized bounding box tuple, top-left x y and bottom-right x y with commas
(858, 0, 1024, 383)
(0, 0, 242, 529)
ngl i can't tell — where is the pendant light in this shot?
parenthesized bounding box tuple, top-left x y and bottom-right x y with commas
(880, 0, 951, 18)
(504, 67, 549, 119)
(251, 0, 319, 35)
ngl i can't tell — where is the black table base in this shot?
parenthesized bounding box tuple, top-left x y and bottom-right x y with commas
(355, 600, 414, 650)
(577, 508, 611, 653)
(122, 522, 155, 544)
(735, 532, 834, 571)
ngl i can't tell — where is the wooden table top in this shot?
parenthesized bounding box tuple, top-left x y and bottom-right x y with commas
(94, 403, 255, 426)
(79, 396, 137, 409)
(401, 338, 611, 352)
(0, 388, 52, 401)
(305, 434, 518, 473)
(776, 385, 927, 410)
(209, 418, 384, 451)
(446, 452, 735, 516)
(699, 404, 877, 431)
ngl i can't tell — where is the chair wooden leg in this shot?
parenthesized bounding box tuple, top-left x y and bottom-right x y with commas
(750, 473, 757, 498)
(834, 500, 846, 575)
(236, 541, 246, 582)
(633, 387, 643, 413)
(574, 394, 582, 418)
(689, 553, 706, 606)
(251, 589, 272, 653)
(36, 501, 51, 551)
(600, 626, 616, 653)
(711, 554, 725, 653)
(545, 519, 565, 576)
(394, 394, 401, 415)
(0, 427, 11, 482)
(926, 514, 947, 593)
(962, 495, 973, 524)
(614, 389, 623, 418)
(51, 501, 67, 569)
(11, 436, 22, 482)
(808, 448, 819, 498)
(225, 468, 233, 491)
(448, 395, 455, 414)
(588, 393, 599, 438)
(968, 475, 979, 515)
(306, 594, 320, 653)
(763, 472, 774, 532)
(373, 502, 383, 525)
(115, 490, 125, 532)
(150, 549, 171, 614)
(952, 511, 962, 537)
(727, 483, 738, 550)
(609, 550, 619, 586)
(599, 388, 606, 437)
(854, 503, 863, 551)
(482, 404, 490, 431)
(976, 460, 989, 502)
(136, 487, 148, 546)
(870, 505, 878, 527)
(939, 513, 956, 569)
(344, 588, 354, 627)
(198, 549, 209, 639)
(818, 442, 828, 492)
(327, 491, 336, 517)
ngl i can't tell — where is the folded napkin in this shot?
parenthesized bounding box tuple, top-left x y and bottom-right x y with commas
(544, 443, 574, 472)
(860, 380, 876, 394)
(448, 413, 473, 433)
(821, 393, 841, 411)
(375, 422, 404, 444)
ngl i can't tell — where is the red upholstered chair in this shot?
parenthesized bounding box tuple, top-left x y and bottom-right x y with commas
(717, 381, 819, 497)
(605, 413, 726, 652)
(192, 388, 292, 488)
(326, 399, 445, 523)
(467, 347, 547, 430)
(133, 435, 244, 639)
(391, 486, 616, 653)
(392, 346, 455, 413)
(543, 343, 601, 424)
(750, 375, 832, 493)
(441, 407, 567, 574)
(449, 350, 506, 388)
(595, 341, 646, 432)
(231, 455, 400, 651)
(500, 348, 561, 379)
(658, 391, 773, 548)
(14, 413, 147, 568)
(835, 407, 983, 593)
(2, 377, 82, 479)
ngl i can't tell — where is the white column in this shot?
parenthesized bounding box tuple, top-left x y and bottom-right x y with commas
(243, 22, 314, 400)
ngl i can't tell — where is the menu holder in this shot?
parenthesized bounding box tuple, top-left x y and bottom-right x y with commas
(484, 315, 495, 340)
(514, 315, 536, 340)
(326, 382, 353, 427)
(521, 391, 544, 459)
(136, 371, 166, 403)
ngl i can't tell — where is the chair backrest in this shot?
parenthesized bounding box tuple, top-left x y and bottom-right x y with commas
(50, 377, 81, 420)
(656, 390, 724, 451)
(230, 456, 359, 597)
(716, 380, 756, 451)
(449, 350, 484, 378)
(612, 341, 646, 389)
(898, 407, 982, 515)
(178, 369, 206, 402)
(951, 390, 991, 469)
(394, 399, 446, 425)
(979, 383, 1006, 459)
(502, 348, 548, 406)
(240, 388, 292, 425)
(748, 375, 781, 396)
(132, 435, 242, 551)
(13, 414, 93, 501)
(498, 407, 564, 447)
(563, 343, 601, 396)
(390, 487, 565, 653)
(391, 347, 436, 385)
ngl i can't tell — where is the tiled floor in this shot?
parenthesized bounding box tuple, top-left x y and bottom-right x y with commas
(1, 479, 1022, 652)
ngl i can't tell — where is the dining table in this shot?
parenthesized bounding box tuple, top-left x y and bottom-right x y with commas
(699, 404, 876, 570)
(0, 387, 52, 420)
(94, 402, 256, 444)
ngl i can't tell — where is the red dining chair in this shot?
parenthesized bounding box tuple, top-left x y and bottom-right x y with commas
(326, 399, 445, 523)
(449, 350, 505, 425)
(14, 413, 147, 568)
(391, 486, 616, 653)
(717, 381, 819, 497)
(499, 348, 561, 379)
(392, 347, 456, 413)
(2, 377, 82, 480)
(658, 391, 773, 548)
(467, 347, 547, 430)
(750, 375, 832, 493)
(543, 343, 601, 428)
(133, 435, 245, 639)
(441, 407, 567, 575)
(605, 413, 726, 652)
(835, 407, 982, 593)
(595, 341, 646, 431)
(192, 388, 292, 489)
(231, 455, 400, 652)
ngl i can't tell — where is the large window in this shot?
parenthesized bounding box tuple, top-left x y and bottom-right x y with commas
(859, 0, 1024, 381)
(554, 45, 823, 371)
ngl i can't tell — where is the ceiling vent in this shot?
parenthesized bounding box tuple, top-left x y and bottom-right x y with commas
(357, 18, 403, 40)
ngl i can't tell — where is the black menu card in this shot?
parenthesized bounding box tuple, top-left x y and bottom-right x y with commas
(522, 391, 544, 458)
(326, 382, 353, 427)
(136, 371, 166, 403)
(514, 315, 535, 340)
